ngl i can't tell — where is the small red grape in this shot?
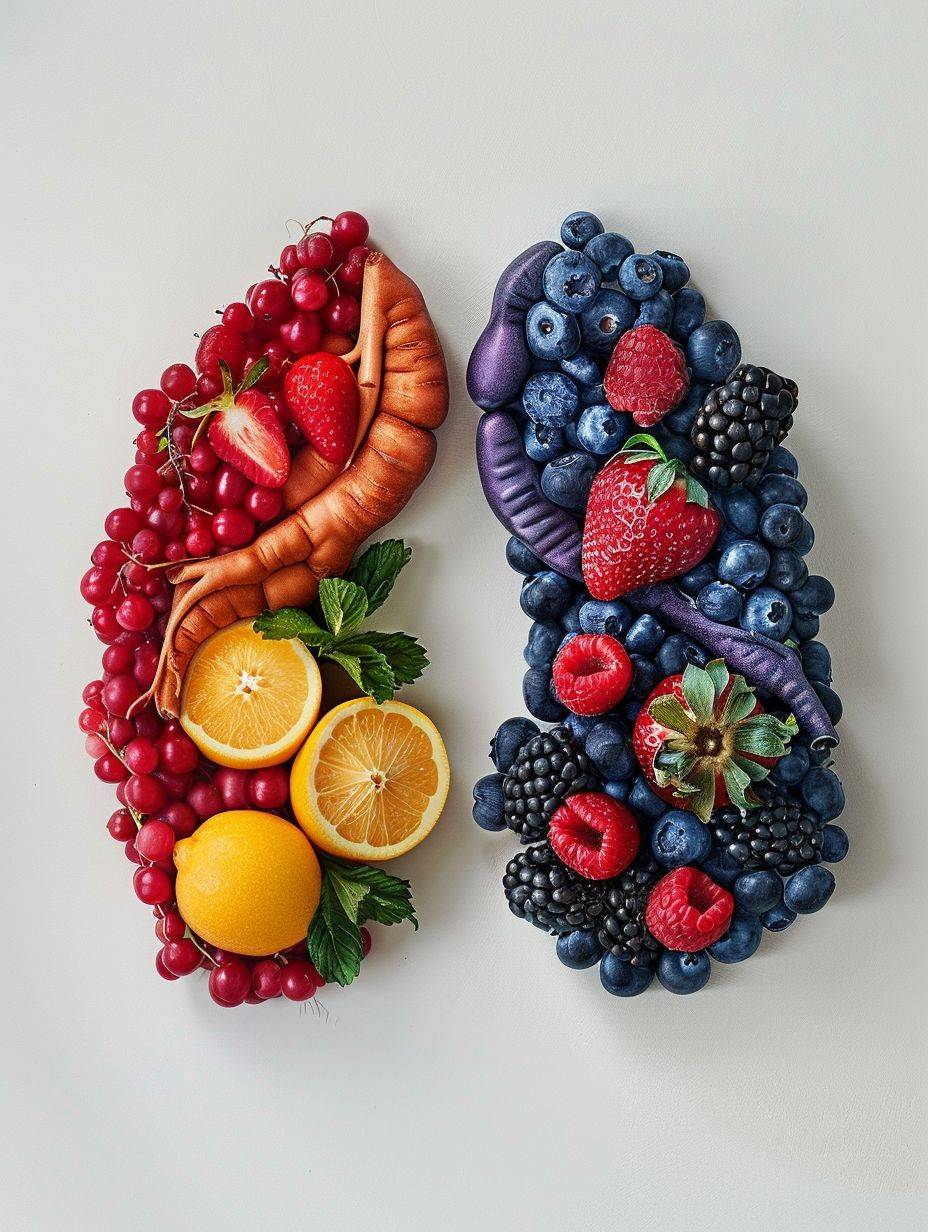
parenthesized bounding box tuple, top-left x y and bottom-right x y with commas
(136, 819, 175, 862)
(157, 733, 199, 775)
(155, 950, 179, 980)
(248, 279, 292, 324)
(187, 781, 222, 821)
(221, 302, 254, 333)
(212, 507, 254, 548)
(279, 311, 322, 356)
(213, 767, 250, 810)
(104, 507, 143, 542)
(296, 231, 333, 270)
(115, 593, 154, 633)
(213, 464, 250, 508)
(102, 674, 141, 718)
(331, 211, 369, 252)
(125, 773, 167, 815)
(160, 363, 197, 402)
(189, 439, 218, 475)
(162, 938, 202, 976)
(133, 865, 173, 905)
(124, 464, 162, 503)
(280, 959, 319, 1001)
(80, 565, 119, 605)
(107, 808, 136, 841)
(278, 245, 301, 277)
(91, 540, 126, 569)
(209, 958, 251, 1007)
(132, 389, 170, 429)
(124, 737, 158, 775)
(323, 294, 361, 334)
(290, 270, 328, 312)
(251, 959, 283, 1000)
(248, 765, 289, 810)
(244, 485, 282, 522)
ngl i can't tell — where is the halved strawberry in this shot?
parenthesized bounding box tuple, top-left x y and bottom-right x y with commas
(284, 352, 359, 466)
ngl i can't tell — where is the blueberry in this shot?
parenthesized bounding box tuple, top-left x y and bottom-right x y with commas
(733, 870, 783, 914)
(505, 536, 544, 576)
(472, 774, 506, 831)
(718, 540, 771, 590)
(603, 779, 630, 802)
(685, 320, 741, 383)
(757, 474, 807, 511)
(577, 403, 631, 455)
(635, 289, 674, 330)
(585, 719, 637, 780)
(522, 667, 566, 722)
(651, 809, 712, 867)
(540, 451, 597, 510)
(556, 929, 605, 969)
(708, 910, 762, 963)
(821, 824, 850, 863)
(669, 287, 705, 342)
(801, 766, 845, 820)
(793, 516, 815, 556)
(600, 952, 654, 996)
(721, 488, 760, 535)
(657, 950, 710, 994)
(699, 849, 742, 888)
(766, 446, 799, 477)
(783, 865, 835, 914)
(519, 571, 574, 621)
(800, 641, 832, 684)
(522, 371, 580, 427)
(523, 420, 566, 463)
(760, 901, 796, 931)
(657, 428, 694, 464)
(759, 503, 803, 548)
(663, 382, 708, 435)
(581, 381, 606, 405)
(628, 775, 667, 819)
(617, 253, 664, 301)
(562, 418, 582, 449)
(740, 586, 793, 640)
(618, 698, 642, 723)
(524, 620, 562, 668)
(565, 711, 598, 743)
(579, 599, 632, 638)
(560, 211, 604, 250)
(813, 682, 843, 726)
(650, 250, 690, 293)
(628, 655, 659, 700)
(624, 614, 665, 656)
(677, 562, 717, 596)
(560, 350, 600, 387)
(767, 548, 808, 593)
(697, 582, 743, 623)
(525, 301, 581, 361)
(790, 610, 820, 641)
(770, 744, 810, 788)
(543, 250, 602, 313)
(657, 634, 709, 676)
(489, 717, 540, 773)
(792, 575, 835, 615)
(713, 525, 744, 554)
(561, 596, 585, 634)
(583, 231, 634, 280)
(579, 289, 637, 351)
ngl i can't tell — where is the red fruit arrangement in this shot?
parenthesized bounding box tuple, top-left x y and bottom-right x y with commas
(79, 212, 450, 1007)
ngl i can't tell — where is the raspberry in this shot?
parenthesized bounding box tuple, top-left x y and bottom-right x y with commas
(549, 792, 640, 880)
(603, 324, 688, 426)
(645, 866, 733, 952)
(552, 633, 632, 716)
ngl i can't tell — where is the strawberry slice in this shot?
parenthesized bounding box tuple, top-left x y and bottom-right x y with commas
(284, 352, 359, 466)
(207, 389, 290, 489)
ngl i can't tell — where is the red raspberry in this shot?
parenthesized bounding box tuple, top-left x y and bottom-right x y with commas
(604, 325, 688, 426)
(549, 792, 640, 880)
(552, 633, 632, 716)
(645, 866, 734, 951)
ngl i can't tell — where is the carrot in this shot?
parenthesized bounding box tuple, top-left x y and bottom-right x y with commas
(139, 253, 448, 717)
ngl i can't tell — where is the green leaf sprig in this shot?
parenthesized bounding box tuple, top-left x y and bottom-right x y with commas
(253, 539, 427, 703)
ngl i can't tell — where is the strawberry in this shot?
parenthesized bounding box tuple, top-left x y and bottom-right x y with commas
(645, 867, 733, 952)
(195, 324, 246, 382)
(581, 433, 721, 600)
(603, 325, 688, 426)
(549, 792, 640, 880)
(631, 658, 798, 822)
(283, 352, 359, 466)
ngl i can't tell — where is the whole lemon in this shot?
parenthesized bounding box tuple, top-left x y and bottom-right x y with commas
(174, 810, 322, 956)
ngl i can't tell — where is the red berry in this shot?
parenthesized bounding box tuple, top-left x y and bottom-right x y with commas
(132, 642, 160, 690)
(279, 311, 322, 356)
(296, 231, 333, 270)
(258, 340, 289, 384)
(244, 485, 282, 522)
(361, 927, 372, 958)
(102, 673, 141, 718)
(331, 211, 369, 252)
(212, 464, 250, 507)
(645, 867, 734, 951)
(80, 565, 118, 605)
(189, 439, 218, 475)
(162, 938, 202, 976)
(155, 949, 179, 980)
(247, 279, 292, 324)
(124, 464, 162, 503)
(552, 634, 632, 716)
(156, 799, 198, 838)
(339, 246, 370, 289)
(157, 733, 199, 775)
(104, 507, 142, 542)
(247, 765, 289, 810)
(115, 593, 154, 633)
(211, 507, 254, 547)
(209, 958, 251, 1006)
(124, 736, 158, 774)
(107, 808, 136, 841)
(160, 364, 197, 402)
(130, 528, 162, 564)
(290, 270, 328, 312)
(548, 792, 640, 880)
(251, 959, 283, 1000)
(221, 302, 254, 332)
(91, 540, 126, 569)
(187, 781, 222, 821)
(323, 294, 360, 334)
(280, 959, 318, 1001)
(603, 325, 689, 426)
(213, 767, 250, 810)
(102, 643, 133, 673)
(132, 388, 170, 429)
(133, 865, 173, 905)
(195, 324, 246, 380)
(136, 819, 175, 861)
(278, 245, 301, 277)
(91, 605, 122, 643)
(108, 716, 135, 747)
(185, 528, 214, 556)
(125, 773, 167, 815)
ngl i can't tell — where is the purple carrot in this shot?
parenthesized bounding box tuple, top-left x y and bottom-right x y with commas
(476, 410, 584, 580)
(466, 240, 562, 409)
(628, 584, 839, 748)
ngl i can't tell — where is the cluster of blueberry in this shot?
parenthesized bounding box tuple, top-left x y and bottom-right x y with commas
(472, 212, 847, 995)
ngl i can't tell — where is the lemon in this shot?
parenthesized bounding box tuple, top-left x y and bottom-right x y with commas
(290, 698, 450, 861)
(179, 619, 322, 768)
(174, 810, 321, 956)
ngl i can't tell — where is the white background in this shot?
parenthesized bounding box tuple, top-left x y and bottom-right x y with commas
(3, 2, 926, 1228)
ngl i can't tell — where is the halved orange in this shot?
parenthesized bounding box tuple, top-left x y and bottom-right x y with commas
(179, 619, 322, 769)
(290, 698, 450, 861)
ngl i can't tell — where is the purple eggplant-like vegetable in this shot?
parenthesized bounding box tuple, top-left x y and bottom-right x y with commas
(627, 584, 839, 748)
(476, 410, 584, 580)
(467, 240, 562, 409)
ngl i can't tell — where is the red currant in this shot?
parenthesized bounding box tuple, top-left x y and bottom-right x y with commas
(247, 765, 289, 809)
(160, 363, 197, 401)
(91, 540, 126, 569)
(279, 311, 322, 356)
(92, 605, 122, 643)
(323, 294, 361, 334)
(213, 767, 250, 809)
(125, 773, 167, 815)
(80, 565, 119, 605)
(331, 211, 369, 252)
(252, 959, 283, 999)
(161, 938, 202, 976)
(185, 528, 214, 556)
(102, 674, 141, 718)
(156, 800, 198, 838)
(290, 270, 328, 312)
(124, 736, 158, 775)
(115, 593, 154, 633)
(157, 733, 199, 775)
(130, 529, 162, 564)
(247, 279, 292, 324)
(212, 507, 254, 548)
(221, 302, 254, 333)
(155, 950, 179, 980)
(244, 485, 283, 522)
(133, 865, 173, 905)
(136, 819, 175, 862)
(296, 232, 333, 270)
(278, 245, 301, 277)
(132, 389, 171, 429)
(213, 464, 250, 508)
(189, 439, 218, 474)
(209, 958, 251, 1006)
(280, 959, 319, 1001)
(124, 464, 162, 503)
(107, 808, 136, 841)
(187, 781, 222, 821)
(104, 507, 143, 542)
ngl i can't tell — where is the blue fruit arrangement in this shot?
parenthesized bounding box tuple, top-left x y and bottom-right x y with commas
(468, 212, 848, 996)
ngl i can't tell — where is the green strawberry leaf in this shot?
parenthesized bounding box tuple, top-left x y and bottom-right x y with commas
(731, 753, 772, 782)
(733, 713, 797, 758)
(722, 760, 755, 811)
(346, 631, 428, 686)
(238, 355, 269, 392)
(621, 432, 667, 460)
(704, 659, 730, 697)
(347, 539, 412, 615)
(649, 695, 699, 738)
(721, 677, 758, 726)
(680, 664, 716, 724)
(318, 577, 368, 637)
(646, 460, 680, 503)
(254, 607, 334, 651)
(687, 766, 717, 822)
(683, 474, 711, 508)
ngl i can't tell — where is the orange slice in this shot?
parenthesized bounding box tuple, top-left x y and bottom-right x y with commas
(179, 619, 322, 769)
(290, 698, 450, 861)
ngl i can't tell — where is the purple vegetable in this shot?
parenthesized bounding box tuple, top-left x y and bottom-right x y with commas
(476, 410, 583, 580)
(627, 584, 839, 749)
(466, 240, 562, 409)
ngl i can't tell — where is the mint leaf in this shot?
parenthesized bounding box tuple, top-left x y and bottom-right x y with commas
(324, 860, 418, 929)
(318, 577, 368, 637)
(348, 631, 428, 686)
(347, 539, 411, 615)
(325, 647, 395, 703)
(254, 607, 333, 651)
(324, 862, 370, 922)
(307, 879, 365, 987)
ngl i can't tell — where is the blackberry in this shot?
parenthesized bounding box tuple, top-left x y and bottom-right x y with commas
(502, 724, 594, 843)
(690, 365, 798, 490)
(595, 855, 661, 967)
(712, 789, 823, 875)
(503, 842, 596, 935)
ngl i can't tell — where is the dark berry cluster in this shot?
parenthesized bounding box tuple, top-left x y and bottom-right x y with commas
(690, 365, 797, 490)
(502, 725, 594, 843)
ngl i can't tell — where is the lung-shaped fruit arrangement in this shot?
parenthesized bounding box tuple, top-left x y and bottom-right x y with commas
(470, 213, 847, 997)
(79, 213, 451, 1007)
